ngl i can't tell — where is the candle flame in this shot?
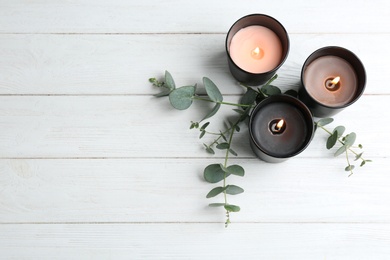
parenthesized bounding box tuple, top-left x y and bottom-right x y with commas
(331, 76, 340, 85)
(253, 47, 260, 55)
(251, 47, 263, 60)
(276, 119, 284, 130)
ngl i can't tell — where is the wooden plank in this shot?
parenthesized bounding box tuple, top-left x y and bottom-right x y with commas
(1, 223, 389, 259)
(0, 0, 389, 33)
(0, 95, 386, 158)
(0, 33, 387, 95)
(0, 158, 387, 223)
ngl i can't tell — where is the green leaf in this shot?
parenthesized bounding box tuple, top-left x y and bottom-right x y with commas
(153, 88, 171, 97)
(203, 144, 215, 155)
(229, 148, 238, 156)
(169, 85, 196, 110)
(261, 84, 281, 96)
(284, 89, 298, 97)
(360, 160, 366, 167)
(201, 103, 221, 121)
(240, 88, 257, 106)
(206, 187, 226, 198)
(216, 143, 229, 150)
(334, 145, 347, 157)
(204, 164, 228, 183)
(233, 109, 245, 115)
(165, 70, 176, 90)
(199, 130, 206, 139)
(209, 203, 225, 207)
(190, 121, 199, 129)
(235, 125, 240, 132)
(226, 165, 245, 176)
(224, 204, 240, 212)
(345, 165, 355, 171)
(225, 185, 244, 195)
(344, 132, 356, 148)
(200, 122, 210, 131)
(333, 126, 346, 137)
(358, 144, 363, 149)
(203, 77, 223, 102)
(316, 118, 334, 126)
(326, 130, 338, 149)
(264, 74, 278, 86)
(354, 152, 363, 161)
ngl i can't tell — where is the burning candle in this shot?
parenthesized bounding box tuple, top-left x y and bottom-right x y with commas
(249, 95, 314, 163)
(226, 14, 289, 86)
(229, 25, 283, 73)
(300, 46, 366, 117)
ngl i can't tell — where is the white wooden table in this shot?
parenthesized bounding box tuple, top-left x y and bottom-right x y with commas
(1, 1, 390, 259)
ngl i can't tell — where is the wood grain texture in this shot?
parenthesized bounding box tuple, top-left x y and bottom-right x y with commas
(0, 0, 389, 259)
(0, 33, 387, 94)
(0, 158, 388, 223)
(1, 223, 390, 259)
(0, 95, 386, 158)
(0, 0, 389, 34)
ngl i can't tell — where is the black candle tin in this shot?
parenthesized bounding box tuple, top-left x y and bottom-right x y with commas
(249, 95, 314, 163)
(225, 14, 290, 86)
(299, 46, 366, 118)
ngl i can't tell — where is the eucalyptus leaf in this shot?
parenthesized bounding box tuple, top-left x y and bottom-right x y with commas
(153, 88, 171, 97)
(344, 132, 356, 148)
(334, 145, 347, 157)
(204, 164, 229, 183)
(360, 160, 366, 167)
(203, 77, 223, 102)
(316, 118, 334, 126)
(216, 143, 229, 150)
(169, 85, 196, 110)
(200, 122, 210, 131)
(354, 152, 363, 161)
(333, 126, 346, 137)
(229, 148, 238, 156)
(226, 165, 245, 176)
(206, 187, 226, 198)
(165, 70, 176, 90)
(261, 84, 281, 96)
(345, 165, 355, 171)
(326, 130, 338, 149)
(224, 204, 240, 212)
(203, 144, 215, 155)
(264, 74, 278, 86)
(225, 185, 244, 195)
(284, 89, 298, 97)
(209, 203, 225, 207)
(199, 130, 206, 139)
(233, 109, 245, 115)
(201, 103, 221, 121)
(241, 88, 257, 106)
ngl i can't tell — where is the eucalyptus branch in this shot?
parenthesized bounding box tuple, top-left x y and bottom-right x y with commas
(315, 118, 372, 176)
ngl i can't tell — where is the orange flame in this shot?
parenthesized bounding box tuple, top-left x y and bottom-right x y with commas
(331, 76, 340, 85)
(276, 119, 284, 130)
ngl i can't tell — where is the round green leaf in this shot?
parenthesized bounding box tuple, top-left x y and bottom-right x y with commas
(169, 85, 196, 110)
(224, 204, 240, 212)
(241, 88, 257, 106)
(226, 165, 245, 176)
(316, 118, 334, 126)
(344, 132, 356, 148)
(204, 164, 228, 183)
(284, 89, 298, 97)
(334, 145, 347, 157)
(345, 165, 355, 171)
(203, 77, 223, 102)
(209, 203, 225, 207)
(164, 70, 176, 90)
(333, 125, 346, 137)
(261, 84, 281, 96)
(225, 185, 244, 195)
(326, 131, 338, 149)
(201, 103, 221, 121)
(206, 187, 226, 198)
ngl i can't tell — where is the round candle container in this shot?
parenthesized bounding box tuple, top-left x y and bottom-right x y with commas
(299, 46, 366, 117)
(225, 14, 289, 86)
(249, 95, 314, 163)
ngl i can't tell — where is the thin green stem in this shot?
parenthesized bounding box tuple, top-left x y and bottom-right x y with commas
(345, 150, 354, 177)
(316, 123, 367, 161)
